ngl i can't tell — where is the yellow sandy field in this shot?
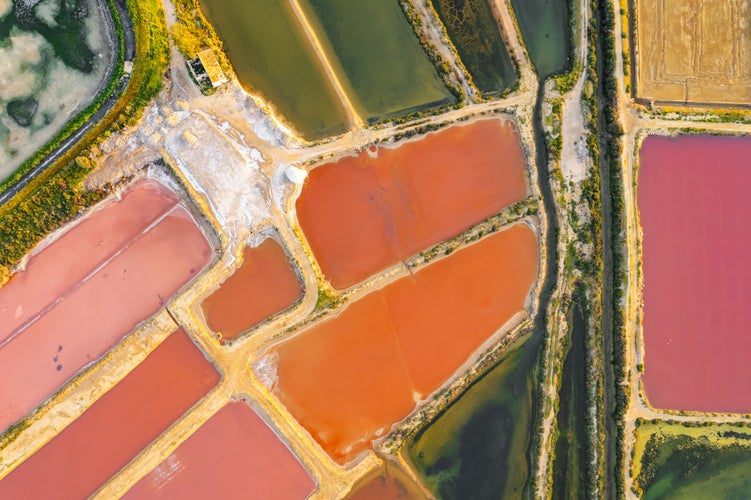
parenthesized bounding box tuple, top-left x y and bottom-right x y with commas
(635, 0, 751, 106)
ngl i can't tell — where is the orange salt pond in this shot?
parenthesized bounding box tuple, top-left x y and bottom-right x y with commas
(0, 179, 212, 432)
(125, 400, 316, 500)
(201, 238, 302, 341)
(0, 330, 219, 498)
(270, 224, 538, 464)
(296, 118, 528, 289)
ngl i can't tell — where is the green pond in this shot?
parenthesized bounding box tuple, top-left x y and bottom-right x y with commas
(298, 0, 455, 123)
(199, 0, 348, 140)
(407, 333, 537, 500)
(429, 0, 517, 96)
(637, 430, 751, 500)
(510, 0, 570, 78)
(551, 302, 588, 499)
(0, 0, 111, 180)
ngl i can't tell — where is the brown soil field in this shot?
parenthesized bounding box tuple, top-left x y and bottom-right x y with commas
(634, 0, 751, 106)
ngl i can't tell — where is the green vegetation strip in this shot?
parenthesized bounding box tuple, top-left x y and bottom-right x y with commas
(595, 0, 629, 496)
(0, 0, 170, 283)
(170, 0, 232, 75)
(633, 421, 751, 499)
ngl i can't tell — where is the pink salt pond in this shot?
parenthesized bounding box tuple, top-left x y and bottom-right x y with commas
(0, 179, 213, 432)
(125, 400, 316, 499)
(0, 330, 219, 498)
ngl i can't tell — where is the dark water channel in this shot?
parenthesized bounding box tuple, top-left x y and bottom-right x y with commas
(551, 302, 588, 499)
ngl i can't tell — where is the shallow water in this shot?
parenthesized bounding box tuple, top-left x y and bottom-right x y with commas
(509, 0, 570, 78)
(407, 332, 537, 499)
(430, 0, 517, 95)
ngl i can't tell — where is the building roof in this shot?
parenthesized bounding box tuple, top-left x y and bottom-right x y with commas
(197, 49, 228, 87)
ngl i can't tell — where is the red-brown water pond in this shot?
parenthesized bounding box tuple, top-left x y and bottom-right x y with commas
(0, 179, 212, 432)
(269, 223, 538, 464)
(200, 238, 302, 342)
(296, 119, 528, 289)
(639, 135, 751, 413)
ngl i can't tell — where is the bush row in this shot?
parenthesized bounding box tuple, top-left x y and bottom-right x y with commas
(595, 0, 629, 496)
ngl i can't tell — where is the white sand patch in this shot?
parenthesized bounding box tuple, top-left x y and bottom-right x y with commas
(34, 0, 59, 27)
(252, 353, 278, 391)
(0, 31, 45, 101)
(561, 92, 589, 184)
(33, 57, 101, 123)
(165, 114, 272, 245)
